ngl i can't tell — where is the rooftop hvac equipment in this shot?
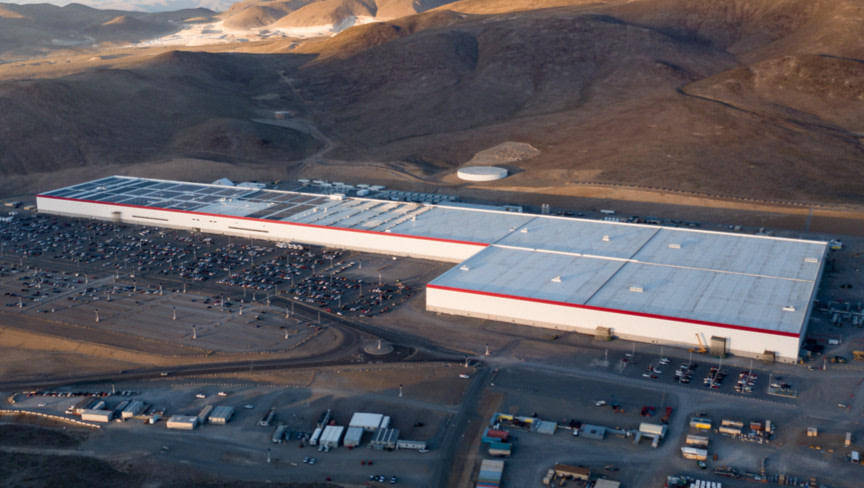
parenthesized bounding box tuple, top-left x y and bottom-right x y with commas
(629, 286, 644, 293)
(551, 276, 562, 283)
(668, 243, 681, 249)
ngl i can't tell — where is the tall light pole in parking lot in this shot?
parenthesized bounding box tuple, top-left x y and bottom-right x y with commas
(95, 308, 99, 323)
(193, 325, 197, 340)
(172, 306, 176, 320)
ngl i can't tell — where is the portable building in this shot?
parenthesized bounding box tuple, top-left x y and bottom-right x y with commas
(534, 420, 557, 435)
(272, 425, 287, 443)
(122, 400, 145, 420)
(686, 435, 710, 447)
(380, 416, 391, 430)
(209, 406, 234, 424)
(343, 426, 364, 447)
(681, 447, 708, 460)
(81, 409, 112, 423)
(309, 426, 323, 446)
(719, 426, 742, 436)
(111, 400, 129, 418)
(166, 415, 199, 430)
(396, 439, 426, 450)
(319, 425, 344, 448)
(370, 428, 399, 450)
(581, 424, 606, 440)
(349, 412, 383, 432)
(639, 423, 667, 438)
(197, 405, 214, 424)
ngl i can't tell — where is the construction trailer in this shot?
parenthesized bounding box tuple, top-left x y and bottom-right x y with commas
(681, 447, 709, 461)
(309, 426, 323, 446)
(209, 406, 234, 424)
(272, 425, 287, 444)
(581, 424, 606, 440)
(343, 426, 364, 447)
(349, 412, 383, 432)
(319, 425, 345, 448)
(166, 415, 199, 430)
(686, 435, 710, 447)
(197, 405, 214, 424)
(370, 428, 399, 450)
(81, 409, 112, 423)
(121, 400, 145, 420)
(396, 439, 427, 450)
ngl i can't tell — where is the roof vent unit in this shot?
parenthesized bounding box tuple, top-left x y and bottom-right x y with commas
(668, 243, 681, 249)
(551, 275, 562, 283)
(460, 265, 470, 271)
(602, 235, 610, 242)
(783, 305, 796, 312)
(804, 257, 818, 263)
(521, 228, 528, 233)
(629, 286, 644, 293)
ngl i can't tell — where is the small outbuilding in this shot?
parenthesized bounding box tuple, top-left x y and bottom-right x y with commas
(210, 406, 234, 424)
(349, 412, 384, 432)
(370, 428, 399, 450)
(343, 426, 364, 447)
(581, 424, 606, 440)
(166, 415, 199, 430)
(319, 425, 345, 448)
(81, 409, 112, 423)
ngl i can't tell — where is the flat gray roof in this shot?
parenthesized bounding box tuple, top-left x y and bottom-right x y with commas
(40, 176, 827, 337)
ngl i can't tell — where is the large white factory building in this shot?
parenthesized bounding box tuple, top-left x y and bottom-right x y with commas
(37, 176, 828, 363)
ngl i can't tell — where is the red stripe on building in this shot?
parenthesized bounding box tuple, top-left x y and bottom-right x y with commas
(426, 284, 801, 338)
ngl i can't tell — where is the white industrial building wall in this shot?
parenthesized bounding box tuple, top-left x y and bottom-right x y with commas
(36, 197, 485, 263)
(427, 286, 801, 362)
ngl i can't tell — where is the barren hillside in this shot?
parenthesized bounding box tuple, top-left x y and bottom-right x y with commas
(0, 0, 861, 205)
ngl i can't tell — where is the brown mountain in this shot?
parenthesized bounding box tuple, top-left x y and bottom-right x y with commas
(0, 0, 861, 205)
(221, 0, 453, 30)
(0, 2, 217, 60)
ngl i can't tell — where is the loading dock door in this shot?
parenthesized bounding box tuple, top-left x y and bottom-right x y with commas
(710, 336, 728, 358)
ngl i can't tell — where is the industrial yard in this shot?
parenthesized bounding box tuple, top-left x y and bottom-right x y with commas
(2, 180, 864, 488)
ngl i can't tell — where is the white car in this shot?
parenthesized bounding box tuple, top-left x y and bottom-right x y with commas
(595, 400, 607, 406)
(459, 374, 470, 379)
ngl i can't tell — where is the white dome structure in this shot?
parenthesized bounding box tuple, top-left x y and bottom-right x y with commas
(457, 166, 508, 182)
